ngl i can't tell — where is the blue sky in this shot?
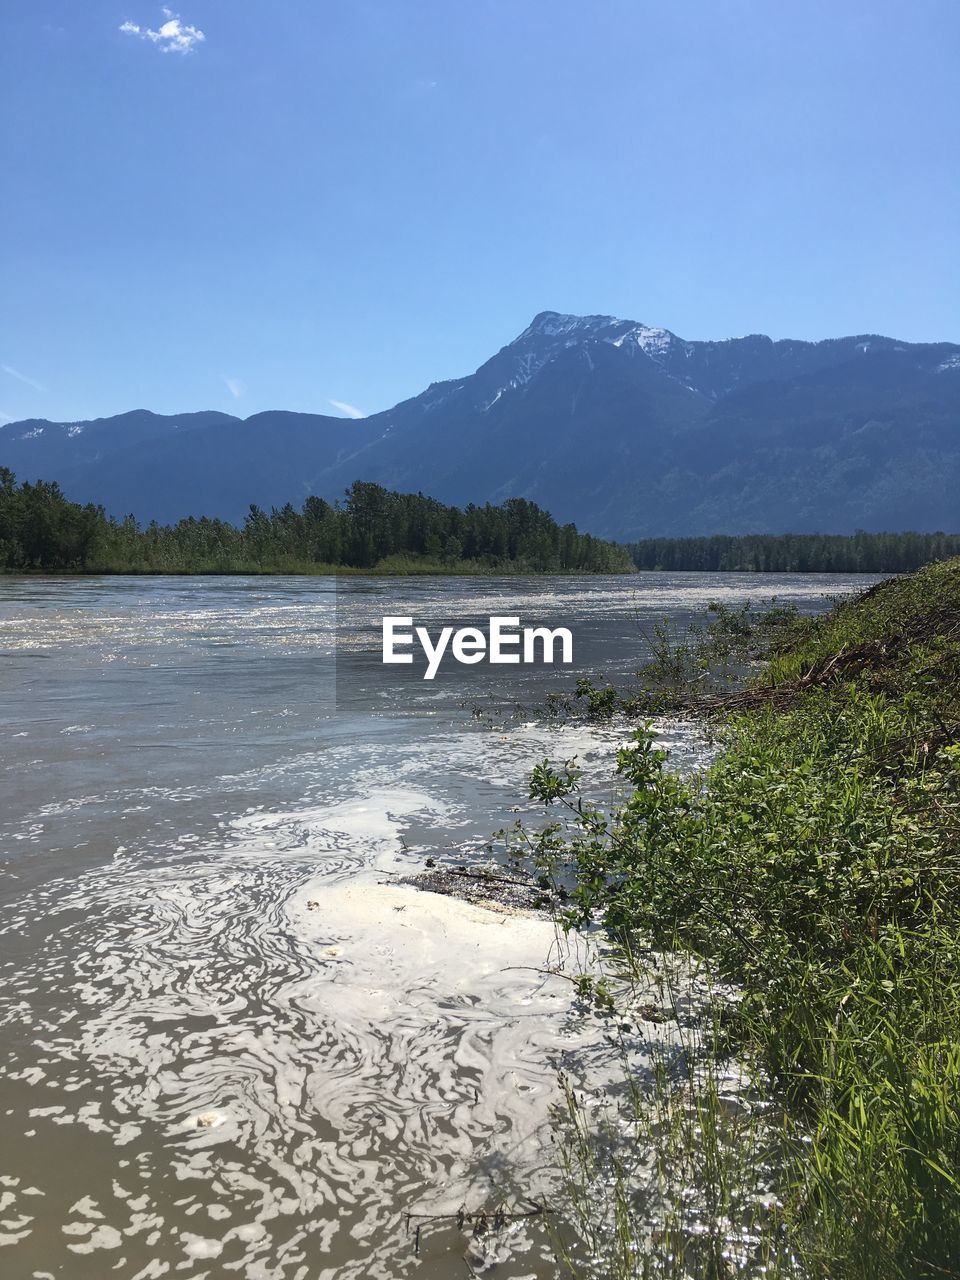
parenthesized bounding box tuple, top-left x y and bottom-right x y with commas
(1, 0, 958, 424)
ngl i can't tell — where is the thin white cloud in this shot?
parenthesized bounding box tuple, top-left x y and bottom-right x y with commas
(120, 8, 205, 54)
(0, 410, 14, 423)
(223, 376, 245, 400)
(328, 399, 366, 420)
(2, 364, 46, 393)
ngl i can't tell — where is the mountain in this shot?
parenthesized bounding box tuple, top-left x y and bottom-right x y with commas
(3, 312, 959, 538)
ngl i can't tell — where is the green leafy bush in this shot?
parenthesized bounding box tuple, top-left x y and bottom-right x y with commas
(522, 559, 960, 1277)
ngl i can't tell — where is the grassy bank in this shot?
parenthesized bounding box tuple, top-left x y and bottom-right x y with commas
(525, 559, 960, 1277)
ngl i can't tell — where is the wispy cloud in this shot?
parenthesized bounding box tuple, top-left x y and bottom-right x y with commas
(223, 376, 245, 400)
(328, 399, 366, 420)
(120, 8, 205, 54)
(2, 364, 46, 393)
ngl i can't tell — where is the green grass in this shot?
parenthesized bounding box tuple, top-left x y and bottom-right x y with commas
(518, 558, 960, 1278)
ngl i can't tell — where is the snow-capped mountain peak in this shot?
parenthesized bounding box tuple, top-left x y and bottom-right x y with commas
(481, 311, 682, 404)
(514, 310, 680, 361)
(517, 310, 623, 340)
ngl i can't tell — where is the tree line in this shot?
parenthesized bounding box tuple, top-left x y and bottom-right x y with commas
(0, 470, 634, 574)
(628, 531, 960, 574)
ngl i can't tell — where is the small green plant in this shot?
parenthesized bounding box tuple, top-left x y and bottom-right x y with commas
(575, 677, 619, 720)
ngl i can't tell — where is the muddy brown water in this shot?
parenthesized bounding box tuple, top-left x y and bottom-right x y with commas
(0, 573, 879, 1279)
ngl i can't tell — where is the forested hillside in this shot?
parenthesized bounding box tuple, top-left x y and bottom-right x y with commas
(0, 470, 632, 574)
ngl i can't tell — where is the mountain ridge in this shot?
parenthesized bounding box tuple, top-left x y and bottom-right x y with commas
(2, 312, 958, 538)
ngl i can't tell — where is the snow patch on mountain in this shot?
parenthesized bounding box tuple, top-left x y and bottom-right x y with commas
(607, 325, 675, 358)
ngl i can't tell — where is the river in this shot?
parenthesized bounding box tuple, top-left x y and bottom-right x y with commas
(0, 572, 879, 1279)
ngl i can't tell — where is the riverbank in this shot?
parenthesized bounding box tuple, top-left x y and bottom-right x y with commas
(525, 557, 960, 1278)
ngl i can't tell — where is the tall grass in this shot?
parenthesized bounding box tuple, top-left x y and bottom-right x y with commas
(546, 961, 800, 1280)
(518, 559, 960, 1278)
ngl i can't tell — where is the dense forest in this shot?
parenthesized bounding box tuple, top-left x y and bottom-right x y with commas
(0, 470, 633, 574)
(629, 531, 960, 573)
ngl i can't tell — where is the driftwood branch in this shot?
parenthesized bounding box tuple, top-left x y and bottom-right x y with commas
(405, 1201, 552, 1254)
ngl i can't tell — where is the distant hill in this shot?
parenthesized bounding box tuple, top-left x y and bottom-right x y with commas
(3, 312, 958, 538)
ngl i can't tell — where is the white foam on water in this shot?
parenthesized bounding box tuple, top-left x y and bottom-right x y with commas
(1, 712, 667, 1278)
